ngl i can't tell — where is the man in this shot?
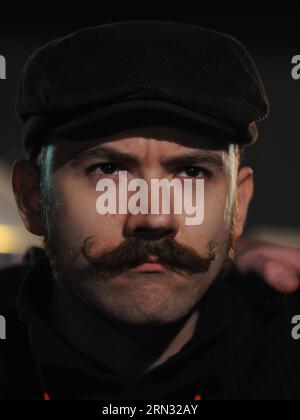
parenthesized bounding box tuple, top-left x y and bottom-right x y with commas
(0, 21, 300, 400)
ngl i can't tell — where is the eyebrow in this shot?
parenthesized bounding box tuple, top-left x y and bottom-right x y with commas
(70, 146, 226, 172)
(163, 152, 225, 172)
(70, 146, 138, 167)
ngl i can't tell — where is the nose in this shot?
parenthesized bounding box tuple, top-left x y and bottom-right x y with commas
(123, 213, 179, 241)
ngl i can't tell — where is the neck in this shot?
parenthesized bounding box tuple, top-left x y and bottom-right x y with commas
(49, 283, 200, 379)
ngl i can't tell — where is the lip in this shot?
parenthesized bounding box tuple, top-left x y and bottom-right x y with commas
(128, 256, 168, 273)
(128, 262, 168, 273)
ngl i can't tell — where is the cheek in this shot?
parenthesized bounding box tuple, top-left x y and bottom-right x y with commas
(47, 174, 125, 259)
(177, 181, 232, 253)
(198, 181, 232, 241)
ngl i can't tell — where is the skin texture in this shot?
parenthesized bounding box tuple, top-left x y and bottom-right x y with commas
(10, 126, 255, 370)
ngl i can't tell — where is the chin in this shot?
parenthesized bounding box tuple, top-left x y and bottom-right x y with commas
(88, 283, 201, 326)
(73, 270, 214, 325)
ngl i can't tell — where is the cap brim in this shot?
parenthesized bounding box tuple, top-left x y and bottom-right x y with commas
(52, 99, 241, 143)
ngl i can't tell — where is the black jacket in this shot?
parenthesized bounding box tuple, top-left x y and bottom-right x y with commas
(0, 248, 300, 400)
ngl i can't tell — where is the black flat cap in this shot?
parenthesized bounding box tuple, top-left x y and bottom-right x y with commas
(16, 21, 269, 161)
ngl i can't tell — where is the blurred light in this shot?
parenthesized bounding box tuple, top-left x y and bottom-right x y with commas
(0, 224, 42, 254)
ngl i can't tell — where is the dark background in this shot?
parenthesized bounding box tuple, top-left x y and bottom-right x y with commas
(0, 7, 299, 232)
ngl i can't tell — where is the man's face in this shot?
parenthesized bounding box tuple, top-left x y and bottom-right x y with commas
(16, 126, 253, 326)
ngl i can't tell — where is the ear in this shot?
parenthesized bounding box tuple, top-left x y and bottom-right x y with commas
(234, 166, 254, 239)
(11, 159, 45, 236)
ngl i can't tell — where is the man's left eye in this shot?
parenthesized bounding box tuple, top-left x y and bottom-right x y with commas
(178, 166, 209, 178)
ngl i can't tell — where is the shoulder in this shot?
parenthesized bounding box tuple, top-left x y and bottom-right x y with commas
(0, 248, 46, 400)
(0, 263, 31, 313)
(223, 267, 300, 399)
(226, 267, 300, 325)
(226, 267, 300, 379)
(0, 247, 46, 313)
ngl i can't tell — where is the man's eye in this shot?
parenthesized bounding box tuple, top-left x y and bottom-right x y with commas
(178, 166, 211, 178)
(85, 162, 125, 175)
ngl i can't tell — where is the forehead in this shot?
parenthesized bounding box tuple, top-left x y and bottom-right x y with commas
(47, 126, 232, 165)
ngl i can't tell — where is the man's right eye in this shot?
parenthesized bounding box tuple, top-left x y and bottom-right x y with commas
(85, 162, 125, 175)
